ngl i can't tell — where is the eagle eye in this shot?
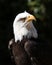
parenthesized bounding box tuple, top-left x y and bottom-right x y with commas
(28, 16, 30, 18)
(18, 17, 26, 22)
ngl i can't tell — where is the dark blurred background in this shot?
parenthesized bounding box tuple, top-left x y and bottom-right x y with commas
(0, 0, 52, 65)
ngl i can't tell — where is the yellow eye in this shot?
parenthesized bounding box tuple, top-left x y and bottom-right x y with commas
(28, 16, 30, 18)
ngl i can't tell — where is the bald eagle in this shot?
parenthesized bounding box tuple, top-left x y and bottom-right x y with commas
(8, 11, 38, 65)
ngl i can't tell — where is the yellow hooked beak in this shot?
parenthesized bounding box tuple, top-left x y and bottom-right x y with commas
(26, 15, 36, 22)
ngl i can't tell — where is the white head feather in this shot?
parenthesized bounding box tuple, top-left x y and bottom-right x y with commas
(13, 11, 38, 42)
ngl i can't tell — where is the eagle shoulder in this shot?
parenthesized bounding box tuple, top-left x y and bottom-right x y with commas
(8, 38, 32, 65)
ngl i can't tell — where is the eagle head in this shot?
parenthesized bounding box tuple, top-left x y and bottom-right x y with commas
(13, 11, 38, 42)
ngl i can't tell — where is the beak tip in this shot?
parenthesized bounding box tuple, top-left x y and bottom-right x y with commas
(26, 15, 36, 22)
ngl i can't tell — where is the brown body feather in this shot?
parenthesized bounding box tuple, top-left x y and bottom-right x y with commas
(8, 37, 38, 65)
(9, 39, 32, 65)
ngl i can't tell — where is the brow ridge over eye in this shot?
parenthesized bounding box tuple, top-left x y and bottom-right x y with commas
(18, 17, 26, 22)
